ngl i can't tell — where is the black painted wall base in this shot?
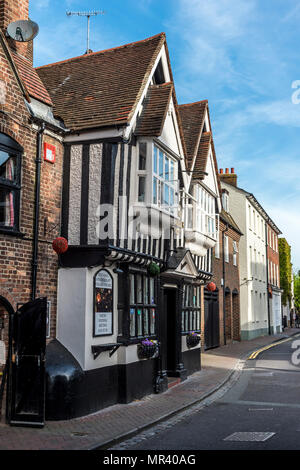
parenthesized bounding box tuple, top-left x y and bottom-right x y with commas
(182, 347, 201, 376)
(45, 340, 158, 420)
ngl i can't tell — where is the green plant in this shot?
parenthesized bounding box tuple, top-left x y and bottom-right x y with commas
(278, 238, 292, 306)
(148, 262, 160, 276)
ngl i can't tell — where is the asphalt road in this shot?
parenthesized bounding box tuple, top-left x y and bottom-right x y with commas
(115, 338, 300, 450)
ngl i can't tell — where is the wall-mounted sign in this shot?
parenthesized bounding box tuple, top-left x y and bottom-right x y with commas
(44, 142, 56, 164)
(94, 269, 113, 337)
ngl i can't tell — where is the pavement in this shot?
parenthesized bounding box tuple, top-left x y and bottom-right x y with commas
(0, 328, 298, 450)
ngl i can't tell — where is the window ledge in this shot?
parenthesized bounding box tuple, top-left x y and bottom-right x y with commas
(0, 228, 24, 238)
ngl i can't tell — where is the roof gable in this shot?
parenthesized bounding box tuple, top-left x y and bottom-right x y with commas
(36, 33, 166, 131)
(135, 82, 173, 136)
(178, 100, 207, 168)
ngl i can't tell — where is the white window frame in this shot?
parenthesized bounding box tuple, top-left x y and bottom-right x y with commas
(152, 143, 178, 215)
(224, 235, 229, 263)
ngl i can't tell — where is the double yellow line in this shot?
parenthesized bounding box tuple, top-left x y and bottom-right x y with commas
(248, 333, 300, 360)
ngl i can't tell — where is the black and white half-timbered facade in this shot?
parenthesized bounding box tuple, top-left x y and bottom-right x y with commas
(37, 33, 221, 419)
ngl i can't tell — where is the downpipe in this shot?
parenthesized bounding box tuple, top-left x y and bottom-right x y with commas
(31, 123, 45, 301)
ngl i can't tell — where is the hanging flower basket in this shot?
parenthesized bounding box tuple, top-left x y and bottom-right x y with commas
(147, 262, 160, 277)
(186, 332, 201, 349)
(137, 339, 158, 359)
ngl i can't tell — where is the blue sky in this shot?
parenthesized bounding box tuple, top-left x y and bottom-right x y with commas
(30, 0, 300, 270)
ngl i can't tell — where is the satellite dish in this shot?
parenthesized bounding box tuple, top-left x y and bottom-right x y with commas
(6, 20, 39, 42)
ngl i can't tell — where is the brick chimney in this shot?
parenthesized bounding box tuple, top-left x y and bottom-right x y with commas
(0, 0, 33, 63)
(219, 167, 237, 187)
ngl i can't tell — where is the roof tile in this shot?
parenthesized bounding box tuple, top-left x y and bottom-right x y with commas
(36, 33, 165, 131)
(11, 51, 53, 106)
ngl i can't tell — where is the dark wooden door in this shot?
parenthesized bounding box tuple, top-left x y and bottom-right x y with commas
(6, 297, 47, 427)
(204, 289, 220, 350)
(162, 289, 177, 375)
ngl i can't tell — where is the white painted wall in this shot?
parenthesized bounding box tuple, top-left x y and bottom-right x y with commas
(57, 264, 156, 371)
(222, 182, 269, 339)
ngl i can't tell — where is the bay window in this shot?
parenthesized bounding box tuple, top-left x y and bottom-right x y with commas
(185, 184, 217, 239)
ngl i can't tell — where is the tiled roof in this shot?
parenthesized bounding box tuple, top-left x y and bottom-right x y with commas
(11, 51, 53, 106)
(36, 33, 166, 131)
(220, 209, 243, 235)
(178, 100, 207, 166)
(135, 82, 173, 136)
(193, 131, 211, 175)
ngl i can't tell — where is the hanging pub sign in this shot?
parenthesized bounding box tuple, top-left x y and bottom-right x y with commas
(93, 269, 113, 337)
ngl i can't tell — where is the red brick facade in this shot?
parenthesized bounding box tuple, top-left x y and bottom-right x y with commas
(211, 217, 241, 345)
(267, 225, 280, 288)
(0, 1, 64, 373)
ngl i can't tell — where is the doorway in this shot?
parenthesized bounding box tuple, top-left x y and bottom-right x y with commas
(161, 288, 178, 376)
(204, 288, 220, 350)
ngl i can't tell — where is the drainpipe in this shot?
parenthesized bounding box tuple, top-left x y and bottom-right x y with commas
(265, 222, 271, 335)
(223, 223, 229, 346)
(31, 123, 46, 301)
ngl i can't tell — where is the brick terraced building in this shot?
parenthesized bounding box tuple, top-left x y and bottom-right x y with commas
(0, 0, 65, 415)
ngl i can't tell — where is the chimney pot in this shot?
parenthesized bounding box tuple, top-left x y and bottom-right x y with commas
(220, 168, 223, 174)
(231, 168, 234, 174)
(225, 168, 229, 174)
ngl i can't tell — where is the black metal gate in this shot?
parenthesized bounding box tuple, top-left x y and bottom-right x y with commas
(6, 297, 47, 427)
(204, 289, 220, 350)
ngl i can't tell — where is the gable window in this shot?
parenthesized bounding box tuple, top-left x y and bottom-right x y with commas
(222, 190, 229, 212)
(152, 144, 177, 214)
(0, 134, 22, 233)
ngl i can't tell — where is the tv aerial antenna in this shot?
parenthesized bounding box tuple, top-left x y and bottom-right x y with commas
(66, 10, 105, 54)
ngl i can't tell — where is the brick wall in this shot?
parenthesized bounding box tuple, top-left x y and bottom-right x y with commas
(211, 218, 241, 345)
(267, 225, 280, 288)
(0, 35, 63, 364)
(0, 0, 33, 61)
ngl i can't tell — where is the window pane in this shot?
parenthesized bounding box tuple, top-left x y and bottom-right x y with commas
(130, 274, 135, 304)
(153, 146, 158, 174)
(153, 177, 157, 204)
(159, 150, 164, 177)
(170, 188, 174, 207)
(185, 312, 189, 331)
(189, 311, 193, 331)
(138, 176, 146, 202)
(0, 188, 15, 227)
(143, 308, 149, 336)
(137, 276, 142, 303)
(182, 311, 185, 332)
(170, 160, 174, 182)
(130, 308, 136, 337)
(165, 157, 169, 181)
(164, 184, 169, 206)
(150, 308, 156, 335)
(0, 152, 17, 181)
(137, 308, 143, 336)
(150, 278, 155, 304)
(196, 311, 200, 330)
(139, 143, 147, 170)
(143, 276, 149, 304)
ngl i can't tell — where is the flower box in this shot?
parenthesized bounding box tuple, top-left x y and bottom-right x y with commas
(186, 332, 200, 349)
(137, 339, 158, 359)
